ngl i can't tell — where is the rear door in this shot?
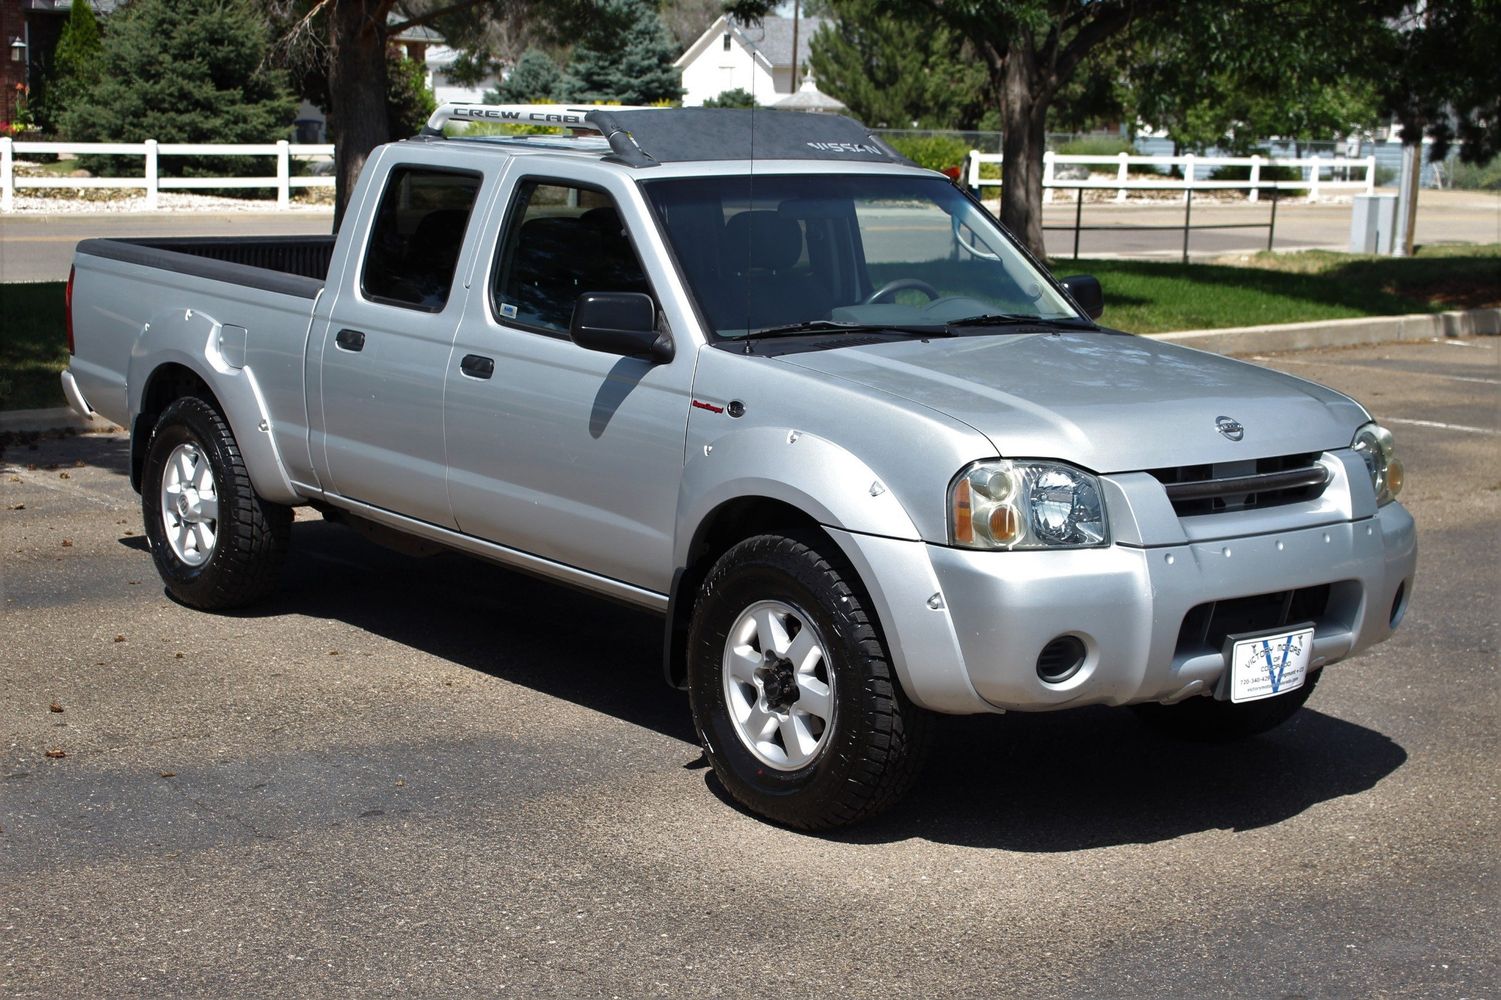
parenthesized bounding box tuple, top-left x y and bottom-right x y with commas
(443, 168, 695, 593)
(315, 162, 488, 526)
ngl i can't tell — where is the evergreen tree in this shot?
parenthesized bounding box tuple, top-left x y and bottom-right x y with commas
(35, 0, 104, 133)
(808, 0, 988, 130)
(487, 49, 565, 103)
(564, 0, 683, 105)
(60, 0, 296, 179)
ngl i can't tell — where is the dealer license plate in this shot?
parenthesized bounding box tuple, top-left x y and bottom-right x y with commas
(1225, 625, 1315, 704)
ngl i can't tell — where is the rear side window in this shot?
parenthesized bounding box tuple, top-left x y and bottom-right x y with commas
(361, 167, 483, 311)
(491, 180, 652, 335)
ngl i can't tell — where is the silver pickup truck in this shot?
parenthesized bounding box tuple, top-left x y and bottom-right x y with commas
(63, 105, 1416, 829)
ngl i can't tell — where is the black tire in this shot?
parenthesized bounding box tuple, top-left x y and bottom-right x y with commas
(141, 396, 291, 610)
(687, 533, 932, 830)
(1133, 668, 1321, 742)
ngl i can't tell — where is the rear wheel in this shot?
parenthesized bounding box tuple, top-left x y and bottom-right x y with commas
(687, 533, 932, 830)
(141, 396, 290, 610)
(1133, 669, 1321, 742)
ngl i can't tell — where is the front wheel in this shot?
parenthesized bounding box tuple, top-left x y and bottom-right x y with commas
(141, 396, 291, 610)
(687, 533, 932, 830)
(1133, 669, 1321, 742)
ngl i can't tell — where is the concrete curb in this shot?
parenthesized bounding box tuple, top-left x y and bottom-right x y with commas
(4, 307, 1497, 433)
(0, 407, 123, 434)
(1149, 307, 1500, 355)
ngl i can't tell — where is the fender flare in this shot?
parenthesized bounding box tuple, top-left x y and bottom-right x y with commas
(674, 425, 921, 569)
(127, 307, 300, 505)
(666, 426, 988, 713)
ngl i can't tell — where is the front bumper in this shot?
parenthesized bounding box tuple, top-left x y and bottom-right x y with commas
(831, 502, 1416, 714)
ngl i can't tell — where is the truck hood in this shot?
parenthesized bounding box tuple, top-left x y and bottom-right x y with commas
(776, 331, 1370, 473)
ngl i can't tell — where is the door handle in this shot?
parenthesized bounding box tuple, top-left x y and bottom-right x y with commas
(335, 328, 366, 352)
(460, 354, 495, 380)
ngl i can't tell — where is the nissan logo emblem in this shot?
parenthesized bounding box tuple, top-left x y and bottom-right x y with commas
(1216, 416, 1245, 441)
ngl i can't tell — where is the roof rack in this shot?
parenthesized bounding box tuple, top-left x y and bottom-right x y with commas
(418, 103, 915, 171)
(419, 103, 657, 137)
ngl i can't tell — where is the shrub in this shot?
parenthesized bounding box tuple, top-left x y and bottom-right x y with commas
(702, 88, 757, 109)
(1054, 136, 1134, 158)
(887, 134, 970, 173)
(1446, 157, 1501, 190)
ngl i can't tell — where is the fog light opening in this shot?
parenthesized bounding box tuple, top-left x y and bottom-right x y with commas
(1389, 581, 1408, 629)
(1036, 635, 1087, 685)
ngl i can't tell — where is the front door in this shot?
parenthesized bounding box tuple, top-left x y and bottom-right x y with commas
(443, 175, 694, 593)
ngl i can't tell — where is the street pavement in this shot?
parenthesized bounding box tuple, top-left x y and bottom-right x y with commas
(1, 338, 1496, 998)
(2, 188, 1497, 283)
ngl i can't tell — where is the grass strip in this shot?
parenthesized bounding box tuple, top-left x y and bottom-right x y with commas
(0, 282, 69, 410)
(1074, 244, 1500, 334)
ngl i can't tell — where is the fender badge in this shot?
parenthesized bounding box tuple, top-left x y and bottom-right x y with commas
(1216, 416, 1245, 441)
(691, 399, 724, 414)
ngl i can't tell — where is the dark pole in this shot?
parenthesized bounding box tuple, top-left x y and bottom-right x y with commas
(1267, 188, 1279, 253)
(1073, 190, 1083, 260)
(790, 0, 801, 92)
(1182, 187, 1193, 264)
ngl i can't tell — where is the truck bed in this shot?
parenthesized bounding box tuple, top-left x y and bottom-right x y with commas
(76, 235, 335, 297)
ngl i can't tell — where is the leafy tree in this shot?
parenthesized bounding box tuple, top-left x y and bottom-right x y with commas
(564, 0, 683, 105)
(733, 0, 1409, 258)
(659, 0, 727, 50)
(1123, 6, 1384, 156)
(1377, 0, 1500, 165)
(34, 0, 104, 133)
(701, 87, 758, 109)
(807, 0, 989, 129)
(486, 48, 565, 103)
(60, 0, 295, 180)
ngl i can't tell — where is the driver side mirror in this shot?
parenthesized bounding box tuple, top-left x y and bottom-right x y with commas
(1059, 274, 1104, 321)
(569, 292, 674, 364)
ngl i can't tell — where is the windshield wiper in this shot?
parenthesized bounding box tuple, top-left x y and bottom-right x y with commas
(946, 313, 1098, 329)
(740, 320, 952, 340)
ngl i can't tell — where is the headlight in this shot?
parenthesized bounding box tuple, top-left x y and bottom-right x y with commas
(949, 460, 1109, 549)
(1352, 421, 1404, 505)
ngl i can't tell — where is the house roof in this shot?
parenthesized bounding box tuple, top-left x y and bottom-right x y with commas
(675, 14, 829, 72)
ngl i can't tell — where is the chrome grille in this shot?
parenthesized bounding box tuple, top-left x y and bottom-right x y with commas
(1149, 452, 1328, 517)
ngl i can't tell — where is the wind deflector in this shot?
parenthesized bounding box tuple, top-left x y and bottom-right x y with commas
(583, 109, 914, 168)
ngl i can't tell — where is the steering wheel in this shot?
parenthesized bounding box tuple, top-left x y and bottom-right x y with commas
(865, 278, 941, 305)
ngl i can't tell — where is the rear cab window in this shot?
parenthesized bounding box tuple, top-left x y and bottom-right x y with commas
(361, 166, 484, 312)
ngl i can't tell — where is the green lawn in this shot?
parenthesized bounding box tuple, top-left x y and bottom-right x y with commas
(0, 282, 69, 410)
(1071, 244, 1501, 334)
(1, 245, 1497, 410)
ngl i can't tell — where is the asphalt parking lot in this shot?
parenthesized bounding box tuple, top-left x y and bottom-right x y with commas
(1, 337, 1496, 998)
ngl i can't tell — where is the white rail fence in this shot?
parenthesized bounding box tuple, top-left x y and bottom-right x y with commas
(965, 150, 1378, 203)
(0, 138, 336, 212)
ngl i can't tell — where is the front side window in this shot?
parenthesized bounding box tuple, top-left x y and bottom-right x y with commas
(491, 181, 652, 335)
(642, 173, 1080, 338)
(361, 167, 482, 311)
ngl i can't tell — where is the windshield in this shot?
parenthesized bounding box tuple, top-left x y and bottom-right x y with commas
(641, 173, 1080, 339)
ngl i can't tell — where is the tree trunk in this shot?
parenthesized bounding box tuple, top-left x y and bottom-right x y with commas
(329, 0, 392, 230)
(998, 48, 1050, 259)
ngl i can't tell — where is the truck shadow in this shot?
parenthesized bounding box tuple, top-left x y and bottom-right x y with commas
(242, 518, 696, 746)
(832, 706, 1407, 850)
(244, 518, 1405, 849)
